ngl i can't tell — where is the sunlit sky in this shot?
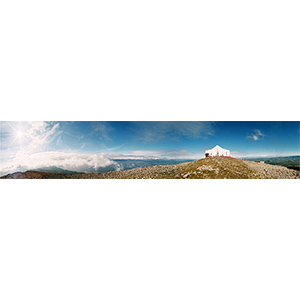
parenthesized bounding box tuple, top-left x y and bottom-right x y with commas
(0, 121, 299, 175)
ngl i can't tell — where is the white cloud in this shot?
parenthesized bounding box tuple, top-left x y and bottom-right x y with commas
(0, 147, 201, 176)
(2, 121, 61, 152)
(109, 148, 201, 160)
(25, 122, 61, 149)
(246, 129, 266, 141)
(0, 151, 118, 175)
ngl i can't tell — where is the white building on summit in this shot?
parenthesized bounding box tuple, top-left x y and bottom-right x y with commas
(205, 145, 231, 157)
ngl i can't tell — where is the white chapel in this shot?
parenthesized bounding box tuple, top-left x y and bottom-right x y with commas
(205, 145, 230, 157)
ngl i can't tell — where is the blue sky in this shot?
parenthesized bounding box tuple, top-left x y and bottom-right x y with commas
(1, 121, 299, 175)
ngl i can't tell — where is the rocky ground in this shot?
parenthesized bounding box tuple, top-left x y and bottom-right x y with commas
(1, 157, 299, 179)
(243, 160, 300, 179)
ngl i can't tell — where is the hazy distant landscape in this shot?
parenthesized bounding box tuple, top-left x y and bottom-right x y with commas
(247, 155, 300, 171)
(31, 159, 194, 175)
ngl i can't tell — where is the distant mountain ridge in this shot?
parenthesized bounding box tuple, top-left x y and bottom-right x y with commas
(32, 167, 84, 174)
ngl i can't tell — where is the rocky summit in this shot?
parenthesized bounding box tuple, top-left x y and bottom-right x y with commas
(1, 157, 299, 179)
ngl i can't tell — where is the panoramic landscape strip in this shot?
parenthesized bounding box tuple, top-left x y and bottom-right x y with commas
(1, 121, 299, 179)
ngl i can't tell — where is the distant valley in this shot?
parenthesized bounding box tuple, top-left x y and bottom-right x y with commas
(247, 155, 300, 170)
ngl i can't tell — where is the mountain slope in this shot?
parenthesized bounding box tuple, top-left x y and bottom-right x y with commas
(1, 157, 299, 179)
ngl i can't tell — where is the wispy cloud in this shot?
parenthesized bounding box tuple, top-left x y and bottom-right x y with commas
(130, 121, 215, 143)
(26, 121, 61, 150)
(107, 144, 125, 151)
(62, 131, 84, 141)
(246, 129, 266, 141)
(95, 142, 125, 152)
(230, 151, 252, 157)
(91, 122, 114, 141)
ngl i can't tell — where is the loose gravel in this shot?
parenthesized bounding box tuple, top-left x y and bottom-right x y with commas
(243, 160, 300, 179)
